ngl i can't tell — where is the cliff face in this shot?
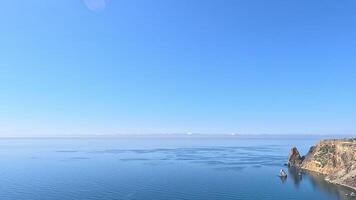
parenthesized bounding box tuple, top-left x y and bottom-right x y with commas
(288, 139, 356, 191)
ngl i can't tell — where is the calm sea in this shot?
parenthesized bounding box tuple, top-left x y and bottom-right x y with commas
(0, 136, 354, 200)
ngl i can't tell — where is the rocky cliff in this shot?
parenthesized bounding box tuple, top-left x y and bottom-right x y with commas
(287, 139, 356, 191)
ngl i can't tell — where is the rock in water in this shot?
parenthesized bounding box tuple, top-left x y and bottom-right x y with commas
(279, 169, 287, 177)
(287, 147, 304, 167)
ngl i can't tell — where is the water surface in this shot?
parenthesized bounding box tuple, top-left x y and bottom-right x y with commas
(0, 136, 354, 200)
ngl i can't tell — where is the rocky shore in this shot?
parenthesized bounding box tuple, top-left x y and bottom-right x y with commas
(287, 138, 356, 191)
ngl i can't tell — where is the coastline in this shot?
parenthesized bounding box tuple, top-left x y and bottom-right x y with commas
(288, 138, 356, 192)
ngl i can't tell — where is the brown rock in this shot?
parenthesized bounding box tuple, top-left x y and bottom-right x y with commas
(288, 139, 356, 191)
(287, 147, 304, 167)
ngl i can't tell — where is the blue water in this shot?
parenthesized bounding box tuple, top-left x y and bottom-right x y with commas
(0, 136, 354, 200)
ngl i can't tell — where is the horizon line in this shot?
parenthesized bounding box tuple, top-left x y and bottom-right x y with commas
(0, 133, 354, 140)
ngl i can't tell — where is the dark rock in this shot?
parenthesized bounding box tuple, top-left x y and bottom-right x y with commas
(287, 147, 304, 167)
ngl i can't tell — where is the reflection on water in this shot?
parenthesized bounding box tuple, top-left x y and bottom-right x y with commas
(307, 172, 356, 200)
(279, 176, 287, 184)
(287, 167, 302, 187)
(288, 167, 355, 200)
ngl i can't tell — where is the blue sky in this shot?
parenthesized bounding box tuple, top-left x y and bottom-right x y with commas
(1, 0, 356, 136)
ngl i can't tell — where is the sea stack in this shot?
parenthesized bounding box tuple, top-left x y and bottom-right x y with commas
(287, 147, 304, 167)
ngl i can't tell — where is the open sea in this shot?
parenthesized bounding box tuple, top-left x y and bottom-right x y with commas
(0, 136, 354, 200)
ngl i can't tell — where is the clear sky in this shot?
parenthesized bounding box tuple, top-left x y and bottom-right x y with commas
(1, 0, 356, 136)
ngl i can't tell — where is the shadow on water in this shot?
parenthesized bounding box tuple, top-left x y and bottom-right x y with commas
(288, 168, 356, 200)
(307, 172, 356, 200)
(287, 167, 302, 187)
